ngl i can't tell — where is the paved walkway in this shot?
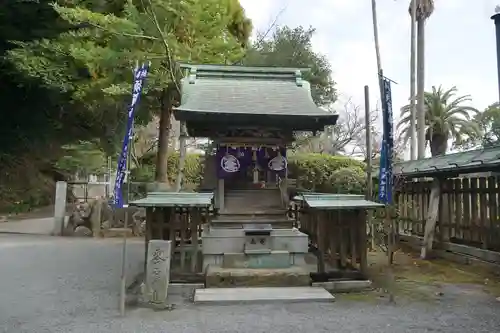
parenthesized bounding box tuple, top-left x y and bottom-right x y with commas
(1, 235, 499, 333)
(0, 217, 54, 235)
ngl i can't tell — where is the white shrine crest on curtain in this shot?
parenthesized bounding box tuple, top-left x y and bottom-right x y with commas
(268, 155, 287, 171)
(221, 154, 240, 172)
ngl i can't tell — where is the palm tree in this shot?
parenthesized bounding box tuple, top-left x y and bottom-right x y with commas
(398, 86, 481, 156)
(408, 0, 417, 160)
(413, 0, 435, 158)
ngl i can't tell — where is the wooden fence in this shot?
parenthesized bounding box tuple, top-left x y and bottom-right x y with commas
(299, 209, 368, 278)
(395, 176, 500, 252)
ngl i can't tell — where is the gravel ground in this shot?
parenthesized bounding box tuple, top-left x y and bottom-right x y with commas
(1, 234, 499, 333)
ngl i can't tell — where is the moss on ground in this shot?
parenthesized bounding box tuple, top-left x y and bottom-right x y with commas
(339, 249, 500, 303)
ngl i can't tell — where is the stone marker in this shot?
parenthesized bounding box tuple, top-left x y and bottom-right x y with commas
(89, 198, 102, 237)
(145, 240, 172, 305)
(52, 181, 68, 236)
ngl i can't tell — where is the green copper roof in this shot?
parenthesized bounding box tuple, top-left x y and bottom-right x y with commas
(129, 192, 214, 207)
(173, 64, 338, 126)
(394, 146, 500, 177)
(298, 193, 384, 210)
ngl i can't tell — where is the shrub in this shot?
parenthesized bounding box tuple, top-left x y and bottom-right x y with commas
(132, 152, 367, 195)
(131, 152, 204, 187)
(323, 167, 366, 194)
(288, 153, 366, 193)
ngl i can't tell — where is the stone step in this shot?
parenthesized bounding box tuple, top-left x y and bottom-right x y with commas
(194, 287, 334, 304)
(205, 265, 310, 288)
(222, 251, 291, 269)
(217, 210, 288, 218)
(210, 219, 293, 229)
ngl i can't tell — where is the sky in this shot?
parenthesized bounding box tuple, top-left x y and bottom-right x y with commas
(239, 0, 500, 120)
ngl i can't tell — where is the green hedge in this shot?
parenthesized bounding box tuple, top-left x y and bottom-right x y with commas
(287, 153, 366, 193)
(131, 152, 204, 187)
(132, 152, 367, 194)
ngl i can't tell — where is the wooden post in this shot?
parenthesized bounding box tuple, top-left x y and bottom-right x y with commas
(190, 208, 200, 273)
(358, 209, 368, 276)
(316, 211, 326, 273)
(463, 178, 471, 242)
(217, 179, 225, 212)
(454, 178, 463, 239)
(350, 212, 358, 268)
(488, 176, 498, 250)
(470, 178, 479, 243)
(364, 85, 375, 251)
(421, 178, 441, 259)
(478, 177, 488, 249)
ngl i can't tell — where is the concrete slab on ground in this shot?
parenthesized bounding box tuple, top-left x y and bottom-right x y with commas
(194, 287, 335, 304)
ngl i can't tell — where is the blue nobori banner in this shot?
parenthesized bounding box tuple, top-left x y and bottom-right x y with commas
(378, 77, 394, 205)
(112, 62, 150, 208)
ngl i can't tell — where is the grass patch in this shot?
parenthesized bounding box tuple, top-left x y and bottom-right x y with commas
(360, 249, 500, 302)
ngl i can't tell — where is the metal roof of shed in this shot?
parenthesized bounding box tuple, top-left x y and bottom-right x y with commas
(129, 192, 213, 207)
(394, 146, 500, 177)
(296, 193, 384, 210)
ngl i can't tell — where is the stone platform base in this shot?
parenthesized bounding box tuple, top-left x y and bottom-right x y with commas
(194, 287, 334, 304)
(205, 265, 310, 288)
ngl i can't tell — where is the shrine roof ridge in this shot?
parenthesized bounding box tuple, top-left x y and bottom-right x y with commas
(179, 63, 310, 81)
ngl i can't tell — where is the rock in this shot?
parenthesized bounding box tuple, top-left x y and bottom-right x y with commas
(79, 202, 92, 219)
(89, 198, 104, 234)
(132, 208, 146, 236)
(71, 211, 85, 227)
(101, 220, 111, 230)
(74, 225, 92, 237)
(496, 296, 500, 302)
(100, 201, 114, 225)
(139, 221, 146, 236)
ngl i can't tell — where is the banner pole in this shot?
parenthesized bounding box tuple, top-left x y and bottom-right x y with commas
(119, 61, 141, 317)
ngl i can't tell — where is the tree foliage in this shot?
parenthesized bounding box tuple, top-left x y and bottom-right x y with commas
(243, 26, 336, 107)
(0, 0, 251, 209)
(398, 85, 480, 156)
(458, 103, 500, 150)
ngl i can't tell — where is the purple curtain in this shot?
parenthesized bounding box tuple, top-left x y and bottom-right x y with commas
(257, 147, 287, 177)
(216, 146, 252, 179)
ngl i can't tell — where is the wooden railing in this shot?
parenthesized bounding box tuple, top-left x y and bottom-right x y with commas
(299, 209, 368, 277)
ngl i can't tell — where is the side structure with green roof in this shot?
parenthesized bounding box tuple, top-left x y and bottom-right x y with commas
(394, 146, 500, 178)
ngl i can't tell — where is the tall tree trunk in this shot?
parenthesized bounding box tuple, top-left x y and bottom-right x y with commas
(416, 19, 426, 159)
(371, 0, 383, 75)
(174, 121, 187, 191)
(155, 88, 173, 186)
(430, 134, 447, 156)
(409, 0, 417, 160)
